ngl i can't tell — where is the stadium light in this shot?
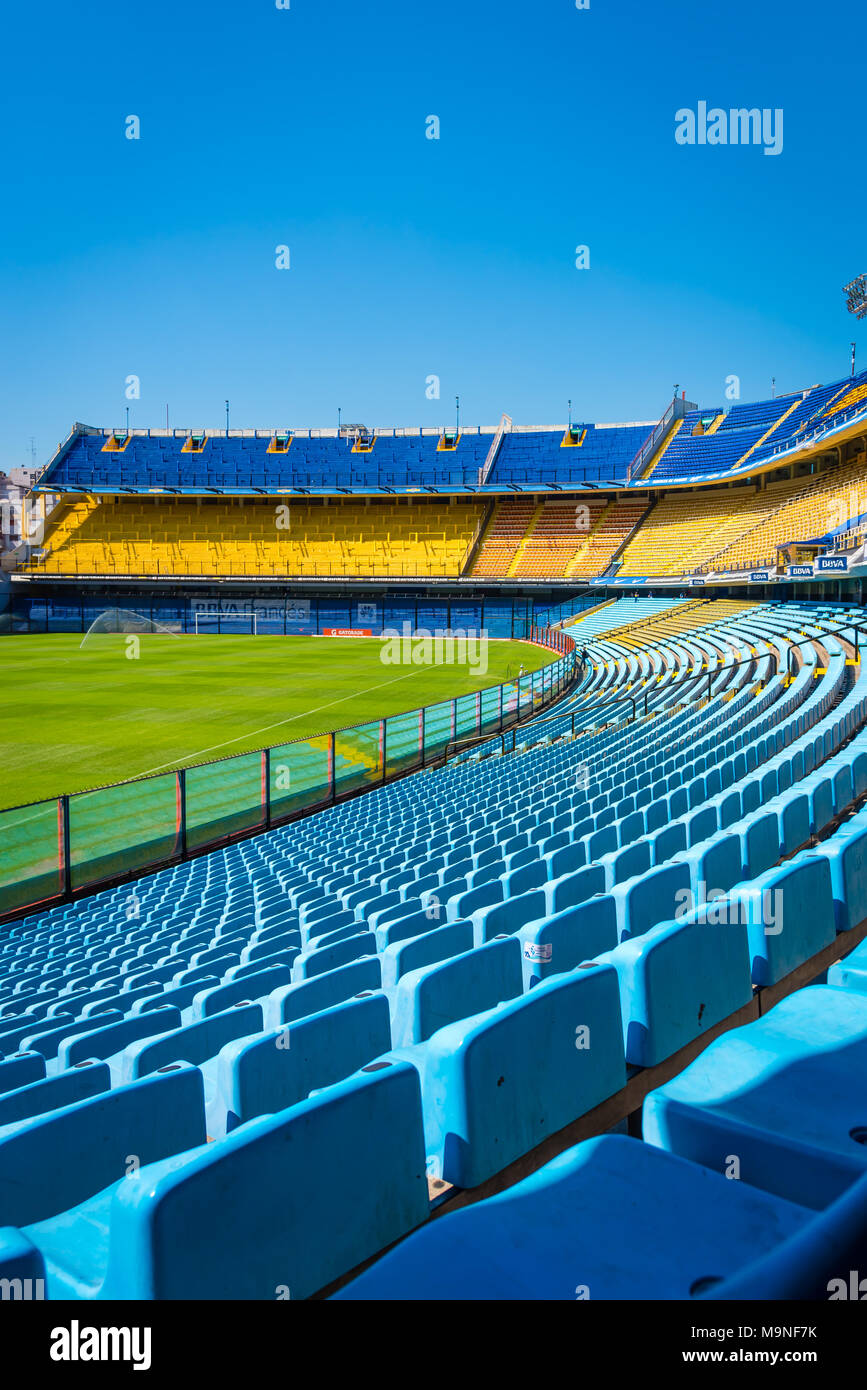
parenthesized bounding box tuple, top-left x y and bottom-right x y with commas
(844, 274, 867, 320)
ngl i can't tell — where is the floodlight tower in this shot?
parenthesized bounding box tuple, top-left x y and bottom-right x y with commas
(844, 275, 867, 377)
(844, 274, 867, 320)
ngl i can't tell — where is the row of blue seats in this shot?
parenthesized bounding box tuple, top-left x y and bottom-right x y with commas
(337, 837, 867, 1298)
(47, 425, 649, 492)
(335, 983, 867, 1299)
(654, 372, 867, 480)
(4, 787, 867, 1300)
(718, 391, 800, 433)
(0, 602, 863, 1295)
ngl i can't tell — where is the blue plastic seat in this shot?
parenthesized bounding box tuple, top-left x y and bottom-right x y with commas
(6, 1061, 429, 1300)
(597, 841, 650, 890)
(266, 956, 383, 1026)
(391, 936, 523, 1046)
(470, 889, 545, 946)
(516, 896, 617, 988)
(57, 1005, 182, 1071)
(120, 1001, 263, 1081)
(0, 1052, 45, 1097)
(643, 984, 867, 1209)
(609, 863, 691, 942)
(0, 1064, 207, 1237)
(813, 822, 867, 934)
(595, 911, 753, 1066)
(391, 964, 625, 1187)
(0, 1059, 111, 1128)
(727, 852, 835, 985)
(333, 1134, 813, 1300)
(213, 993, 392, 1133)
(292, 934, 376, 981)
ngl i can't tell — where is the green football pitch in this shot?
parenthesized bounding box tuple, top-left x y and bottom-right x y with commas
(0, 632, 556, 917)
(0, 633, 550, 809)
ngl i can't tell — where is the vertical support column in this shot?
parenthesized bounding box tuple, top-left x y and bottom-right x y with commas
(381, 718, 387, 784)
(263, 747, 271, 829)
(330, 732, 337, 803)
(61, 795, 72, 898)
(420, 705, 427, 768)
(177, 769, 188, 858)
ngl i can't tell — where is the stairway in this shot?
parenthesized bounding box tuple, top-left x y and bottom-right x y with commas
(643, 419, 684, 480)
(506, 502, 545, 578)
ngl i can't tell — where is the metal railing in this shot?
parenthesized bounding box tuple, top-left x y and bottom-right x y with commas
(625, 398, 694, 484)
(766, 398, 867, 461)
(477, 413, 512, 486)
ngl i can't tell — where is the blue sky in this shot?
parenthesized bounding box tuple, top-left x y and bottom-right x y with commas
(1, 0, 864, 471)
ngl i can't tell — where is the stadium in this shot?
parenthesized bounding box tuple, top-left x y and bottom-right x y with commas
(3, 0, 867, 1343)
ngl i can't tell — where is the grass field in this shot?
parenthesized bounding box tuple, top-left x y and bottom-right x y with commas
(0, 631, 559, 918)
(0, 633, 550, 810)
